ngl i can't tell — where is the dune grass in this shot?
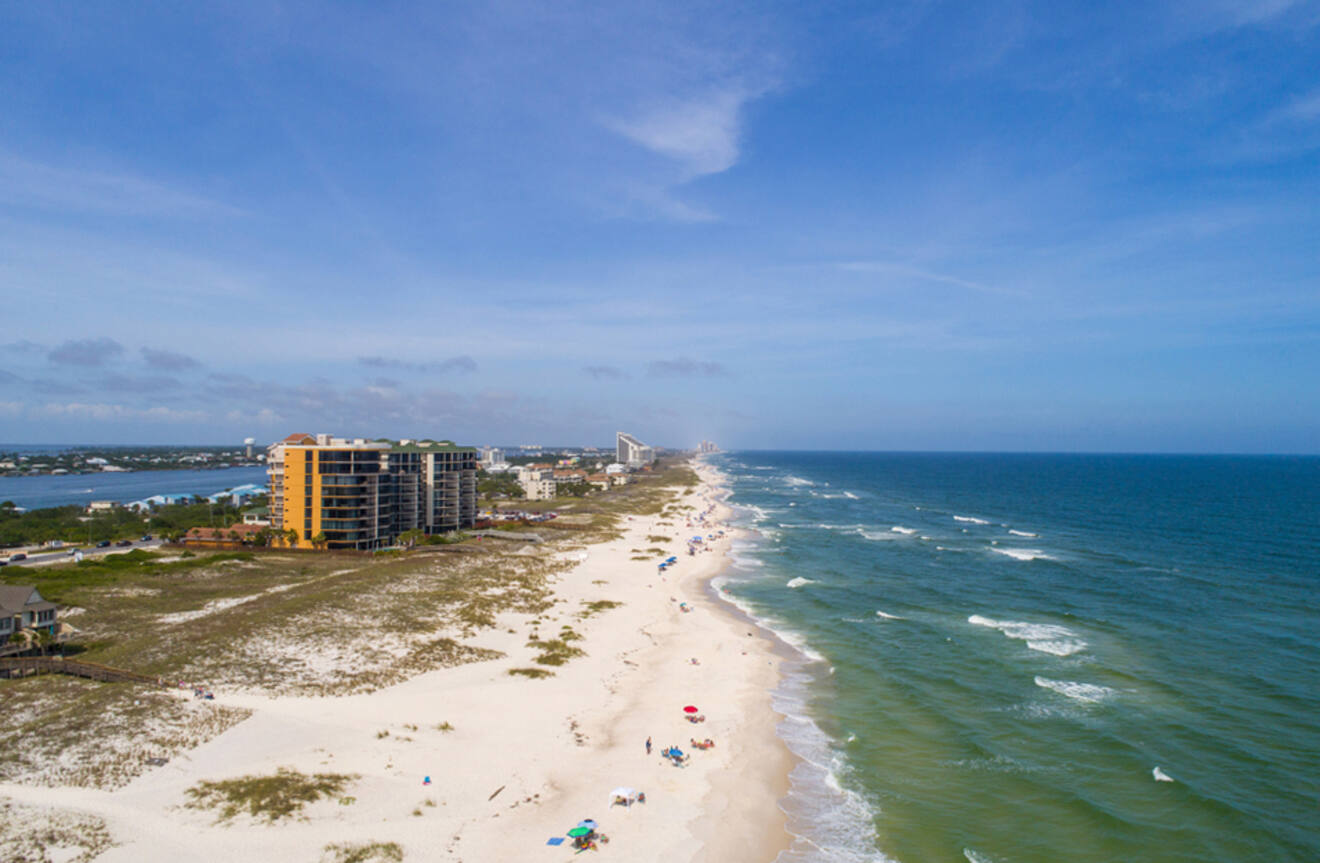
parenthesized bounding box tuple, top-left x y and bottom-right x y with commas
(185, 767, 358, 823)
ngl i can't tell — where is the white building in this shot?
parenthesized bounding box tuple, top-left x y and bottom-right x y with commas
(517, 467, 557, 501)
(616, 432, 655, 468)
(480, 446, 506, 467)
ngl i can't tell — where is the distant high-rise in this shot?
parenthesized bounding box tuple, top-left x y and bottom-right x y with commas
(616, 431, 655, 467)
(697, 440, 718, 453)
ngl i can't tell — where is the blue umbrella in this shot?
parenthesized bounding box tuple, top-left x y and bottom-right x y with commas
(670, 748, 684, 757)
(578, 819, 598, 830)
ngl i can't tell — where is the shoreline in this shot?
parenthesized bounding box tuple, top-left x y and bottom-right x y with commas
(1, 459, 797, 862)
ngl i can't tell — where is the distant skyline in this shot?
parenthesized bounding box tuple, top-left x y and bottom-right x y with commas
(2, 2, 1318, 453)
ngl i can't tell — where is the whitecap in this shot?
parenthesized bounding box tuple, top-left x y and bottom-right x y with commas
(954, 515, 990, 525)
(1153, 766, 1175, 783)
(786, 577, 815, 589)
(783, 475, 815, 487)
(1008, 529, 1038, 538)
(843, 491, 859, 499)
(858, 530, 899, 541)
(1034, 676, 1115, 703)
(990, 547, 1056, 562)
(964, 849, 996, 863)
(875, 610, 905, 620)
(731, 556, 764, 568)
(890, 526, 918, 535)
(969, 615, 1087, 656)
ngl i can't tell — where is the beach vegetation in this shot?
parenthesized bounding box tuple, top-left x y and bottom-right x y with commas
(321, 841, 403, 863)
(580, 599, 621, 618)
(645, 534, 671, 543)
(527, 635, 585, 666)
(435, 721, 454, 732)
(507, 667, 553, 678)
(184, 767, 357, 823)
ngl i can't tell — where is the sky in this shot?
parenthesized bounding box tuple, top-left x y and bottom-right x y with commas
(1, 1, 1318, 453)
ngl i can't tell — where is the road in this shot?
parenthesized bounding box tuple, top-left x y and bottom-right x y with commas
(2, 538, 167, 569)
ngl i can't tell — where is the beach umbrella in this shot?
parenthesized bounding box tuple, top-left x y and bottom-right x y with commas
(609, 787, 637, 803)
(683, 705, 698, 713)
(578, 819, 598, 829)
(670, 748, 684, 757)
(567, 827, 591, 838)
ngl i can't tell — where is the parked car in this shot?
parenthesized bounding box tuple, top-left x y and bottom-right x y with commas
(115, 539, 133, 547)
(96, 540, 111, 548)
(141, 534, 153, 541)
(7, 553, 26, 562)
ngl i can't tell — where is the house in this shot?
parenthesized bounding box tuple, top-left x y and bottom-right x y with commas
(86, 500, 119, 513)
(586, 473, 612, 491)
(241, 506, 271, 525)
(0, 585, 62, 657)
(126, 493, 194, 512)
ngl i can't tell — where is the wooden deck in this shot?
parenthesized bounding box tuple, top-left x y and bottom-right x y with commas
(0, 656, 165, 686)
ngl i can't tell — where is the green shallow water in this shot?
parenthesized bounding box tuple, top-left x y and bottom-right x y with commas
(713, 453, 1319, 863)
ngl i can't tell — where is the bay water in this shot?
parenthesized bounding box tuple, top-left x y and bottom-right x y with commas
(710, 452, 1318, 863)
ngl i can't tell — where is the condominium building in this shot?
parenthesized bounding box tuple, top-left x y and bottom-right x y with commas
(267, 433, 478, 550)
(616, 431, 655, 468)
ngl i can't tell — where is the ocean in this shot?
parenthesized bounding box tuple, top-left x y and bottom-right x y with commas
(0, 465, 269, 510)
(709, 452, 1319, 863)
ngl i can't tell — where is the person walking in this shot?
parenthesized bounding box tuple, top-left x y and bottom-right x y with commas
(646, 736, 652, 755)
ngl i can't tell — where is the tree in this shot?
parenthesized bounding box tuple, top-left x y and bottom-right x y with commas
(284, 528, 300, 548)
(398, 529, 425, 548)
(311, 531, 327, 550)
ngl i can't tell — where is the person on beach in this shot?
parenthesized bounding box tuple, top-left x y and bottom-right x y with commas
(646, 736, 652, 755)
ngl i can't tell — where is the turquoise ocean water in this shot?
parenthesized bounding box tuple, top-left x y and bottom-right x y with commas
(709, 453, 1318, 863)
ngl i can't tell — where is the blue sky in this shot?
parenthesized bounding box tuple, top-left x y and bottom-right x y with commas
(1, 1, 1317, 452)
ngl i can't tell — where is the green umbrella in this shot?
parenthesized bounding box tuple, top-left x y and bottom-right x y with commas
(567, 827, 591, 838)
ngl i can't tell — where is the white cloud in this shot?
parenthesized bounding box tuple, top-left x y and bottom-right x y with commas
(607, 89, 748, 178)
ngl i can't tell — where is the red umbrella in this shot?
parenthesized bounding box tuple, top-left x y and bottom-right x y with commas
(683, 705, 699, 713)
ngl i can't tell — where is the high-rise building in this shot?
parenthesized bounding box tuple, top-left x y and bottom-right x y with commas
(267, 433, 477, 550)
(616, 431, 655, 467)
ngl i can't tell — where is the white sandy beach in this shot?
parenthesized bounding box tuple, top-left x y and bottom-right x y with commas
(1, 463, 793, 862)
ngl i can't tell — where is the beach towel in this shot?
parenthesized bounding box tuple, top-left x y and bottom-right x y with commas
(546, 837, 565, 846)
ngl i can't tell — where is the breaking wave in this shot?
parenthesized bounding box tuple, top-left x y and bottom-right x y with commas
(968, 615, 1088, 656)
(990, 547, 1056, 562)
(1034, 676, 1116, 703)
(954, 515, 991, 525)
(787, 577, 816, 589)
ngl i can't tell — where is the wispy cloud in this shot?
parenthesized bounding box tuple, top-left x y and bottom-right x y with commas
(835, 261, 1020, 296)
(141, 347, 202, 371)
(583, 364, 629, 380)
(0, 151, 241, 219)
(648, 358, 727, 377)
(98, 374, 182, 394)
(48, 338, 124, 367)
(357, 355, 478, 374)
(3, 340, 46, 354)
(607, 89, 748, 178)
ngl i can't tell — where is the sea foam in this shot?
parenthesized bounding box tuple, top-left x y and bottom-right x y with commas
(990, 547, 1056, 562)
(969, 615, 1088, 656)
(1034, 676, 1115, 703)
(786, 577, 815, 589)
(954, 515, 991, 525)
(890, 526, 918, 535)
(1008, 529, 1038, 538)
